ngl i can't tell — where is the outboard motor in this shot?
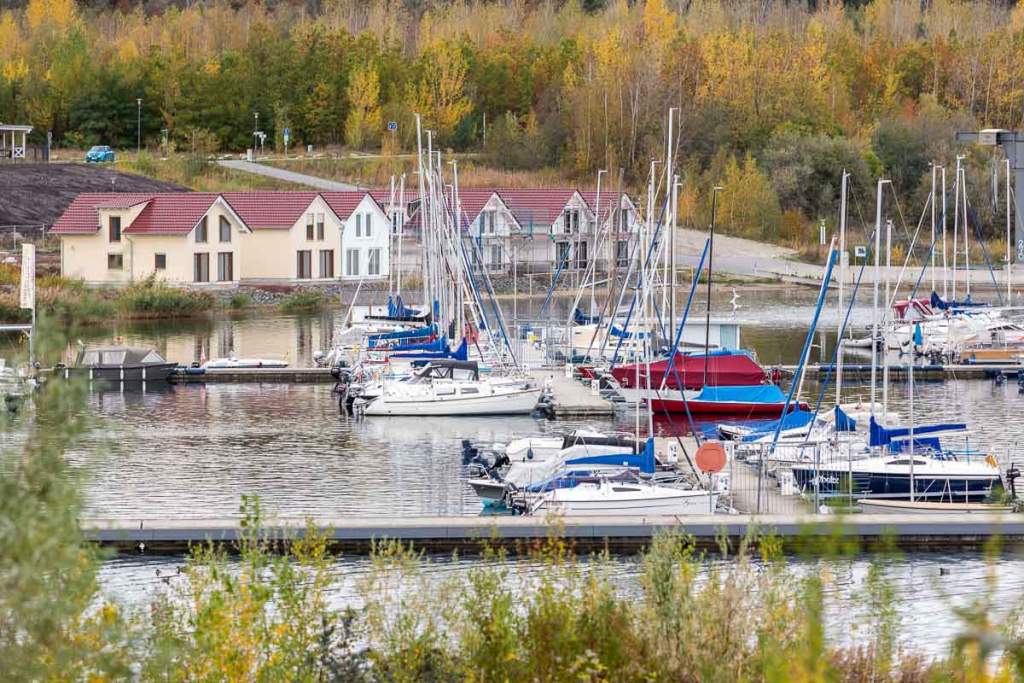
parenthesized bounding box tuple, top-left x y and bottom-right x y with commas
(994, 370, 1007, 386)
(461, 439, 479, 464)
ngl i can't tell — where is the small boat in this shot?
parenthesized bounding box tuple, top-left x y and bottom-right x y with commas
(202, 353, 288, 369)
(857, 499, 1012, 514)
(59, 346, 178, 383)
(529, 479, 718, 516)
(354, 359, 541, 417)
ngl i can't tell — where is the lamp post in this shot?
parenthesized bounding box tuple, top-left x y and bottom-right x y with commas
(253, 112, 259, 156)
(136, 98, 142, 154)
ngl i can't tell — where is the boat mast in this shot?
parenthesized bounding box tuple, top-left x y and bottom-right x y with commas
(909, 345, 915, 503)
(836, 171, 849, 408)
(703, 186, 722, 387)
(883, 215, 892, 420)
(930, 164, 936, 295)
(941, 166, 948, 298)
(397, 173, 406, 297)
(414, 115, 429, 314)
(952, 155, 961, 301)
(870, 179, 888, 419)
(1008, 158, 1014, 304)
(963, 161, 971, 298)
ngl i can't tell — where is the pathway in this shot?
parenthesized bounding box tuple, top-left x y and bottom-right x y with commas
(216, 159, 360, 191)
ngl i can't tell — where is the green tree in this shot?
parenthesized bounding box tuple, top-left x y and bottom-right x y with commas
(345, 64, 383, 150)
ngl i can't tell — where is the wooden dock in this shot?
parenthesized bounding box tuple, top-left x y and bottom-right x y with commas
(82, 513, 1024, 554)
(530, 369, 616, 419)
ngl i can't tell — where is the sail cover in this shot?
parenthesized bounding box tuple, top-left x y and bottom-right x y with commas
(868, 416, 967, 447)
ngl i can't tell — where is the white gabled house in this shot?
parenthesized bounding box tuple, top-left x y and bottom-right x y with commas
(323, 192, 391, 280)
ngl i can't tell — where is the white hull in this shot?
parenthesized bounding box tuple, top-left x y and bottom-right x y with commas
(857, 499, 1011, 514)
(534, 486, 718, 516)
(362, 387, 541, 416)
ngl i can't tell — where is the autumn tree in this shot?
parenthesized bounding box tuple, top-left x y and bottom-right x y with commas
(345, 64, 383, 150)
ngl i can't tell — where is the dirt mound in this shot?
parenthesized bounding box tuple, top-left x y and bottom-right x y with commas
(0, 163, 184, 229)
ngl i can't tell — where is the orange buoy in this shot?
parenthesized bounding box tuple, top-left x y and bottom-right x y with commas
(695, 441, 727, 473)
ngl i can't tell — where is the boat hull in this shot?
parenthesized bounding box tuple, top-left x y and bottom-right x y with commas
(59, 363, 179, 383)
(791, 466, 999, 502)
(361, 388, 541, 416)
(536, 490, 718, 516)
(857, 499, 1012, 514)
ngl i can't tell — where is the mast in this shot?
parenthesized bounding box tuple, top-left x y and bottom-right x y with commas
(883, 215, 892, 420)
(930, 164, 936, 294)
(1009, 158, 1014, 304)
(704, 187, 722, 387)
(963, 162, 971, 297)
(836, 171, 849, 408)
(941, 166, 948, 298)
(397, 174, 405, 296)
(870, 179, 887, 418)
(388, 175, 396, 296)
(953, 155, 962, 301)
(592, 169, 605, 318)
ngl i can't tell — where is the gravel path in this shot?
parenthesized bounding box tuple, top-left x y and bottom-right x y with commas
(216, 160, 361, 191)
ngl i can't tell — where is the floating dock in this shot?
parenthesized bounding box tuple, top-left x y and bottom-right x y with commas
(170, 367, 335, 383)
(83, 513, 1024, 554)
(783, 363, 1022, 381)
(530, 369, 616, 419)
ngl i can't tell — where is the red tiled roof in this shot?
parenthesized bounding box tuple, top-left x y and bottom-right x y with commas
(493, 188, 579, 228)
(579, 190, 632, 223)
(222, 191, 320, 229)
(51, 193, 155, 234)
(124, 193, 220, 234)
(322, 191, 384, 221)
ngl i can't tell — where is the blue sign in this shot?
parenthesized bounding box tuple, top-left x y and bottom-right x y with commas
(387, 121, 398, 131)
(284, 127, 291, 137)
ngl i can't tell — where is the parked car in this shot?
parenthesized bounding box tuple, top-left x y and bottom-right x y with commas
(85, 145, 115, 162)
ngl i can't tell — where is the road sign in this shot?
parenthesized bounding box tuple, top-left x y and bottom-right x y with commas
(854, 245, 867, 259)
(387, 121, 398, 131)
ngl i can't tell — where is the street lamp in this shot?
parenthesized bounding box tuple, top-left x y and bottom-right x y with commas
(136, 98, 142, 154)
(253, 112, 259, 156)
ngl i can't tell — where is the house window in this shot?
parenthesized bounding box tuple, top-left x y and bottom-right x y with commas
(316, 213, 325, 240)
(107, 253, 123, 270)
(390, 210, 403, 234)
(297, 250, 312, 279)
(364, 213, 372, 238)
(368, 248, 381, 276)
(319, 249, 334, 278)
(618, 208, 629, 232)
(217, 252, 233, 281)
(481, 210, 496, 235)
(154, 253, 166, 270)
(490, 244, 502, 268)
(615, 240, 630, 267)
(195, 216, 208, 243)
(355, 214, 362, 238)
(219, 216, 231, 242)
(556, 241, 570, 268)
(576, 241, 588, 269)
(346, 248, 360, 276)
(563, 210, 580, 234)
(306, 214, 315, 240)
(109, 216, 121, 243)
(194, 253, 210, 282)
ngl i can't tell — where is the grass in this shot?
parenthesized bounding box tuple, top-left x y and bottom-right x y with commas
(116, 276, 215, 317)
(278, 289, 327, 313)
(227, 292, 254, 309)
(117, 151, 309, 192)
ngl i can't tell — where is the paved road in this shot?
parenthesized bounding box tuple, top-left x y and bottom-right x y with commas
(217, 159, 360, 191)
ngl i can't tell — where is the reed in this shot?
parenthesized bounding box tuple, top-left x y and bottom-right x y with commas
(278, 289, 328, 313)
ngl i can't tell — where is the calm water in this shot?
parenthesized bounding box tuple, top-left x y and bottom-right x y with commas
(3, 287, 1022, 654)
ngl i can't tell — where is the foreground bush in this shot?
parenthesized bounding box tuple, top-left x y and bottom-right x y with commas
(279, 289, 327, 313)
(117, 276, 215, 317)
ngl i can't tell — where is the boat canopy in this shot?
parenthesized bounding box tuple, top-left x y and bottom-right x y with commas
(390, 337, 448, 353)
(411, 358, 480, 381)
(391, 338, 469, 361)
(572, 308, 601, 326)
(77, 346, 168, 367)
(834, 405, 857, 431)
(387, 295, 421, 319)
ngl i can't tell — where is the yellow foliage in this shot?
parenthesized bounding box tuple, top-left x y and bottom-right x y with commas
(642, 0, 677, 66)
(409, 41, 472, 141)
(346, 64, 383, 149)
(2, 57, 29, 83)
(25, 0, 76, 32)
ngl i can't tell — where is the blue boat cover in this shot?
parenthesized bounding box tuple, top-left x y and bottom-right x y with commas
(868, 416, 966, 448)
(393, 338, 469, 361)
(387, 295, 422, 318)
(693, 384, 787, 404)
(720, 409, 815, 442)
(391, 337, 448, 353)
(573, 308, 601, 325)
(368, 324, 436, 344)
(609, 325, 649, 339)
(834, 405, 857, 432)
(930, 291, 987, 310)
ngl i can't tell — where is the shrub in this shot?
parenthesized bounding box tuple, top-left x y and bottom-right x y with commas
(278, 289, 326, 313)
(117, 277, 214, 317)
(227, 292, 254, 309)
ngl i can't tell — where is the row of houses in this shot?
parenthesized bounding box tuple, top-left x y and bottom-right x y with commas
(52, 187, 641, 284)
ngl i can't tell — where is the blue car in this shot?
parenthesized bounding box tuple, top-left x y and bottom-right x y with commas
(85, 145, 115, 163)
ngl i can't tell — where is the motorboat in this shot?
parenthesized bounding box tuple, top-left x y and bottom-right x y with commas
(58, 346, 178, 382)
(353, 359, 541, 417)
(202, 352, 288, 369)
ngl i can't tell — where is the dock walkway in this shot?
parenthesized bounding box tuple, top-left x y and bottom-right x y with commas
(530, 368, 616, 419)
(84, 513, 1024, 553)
